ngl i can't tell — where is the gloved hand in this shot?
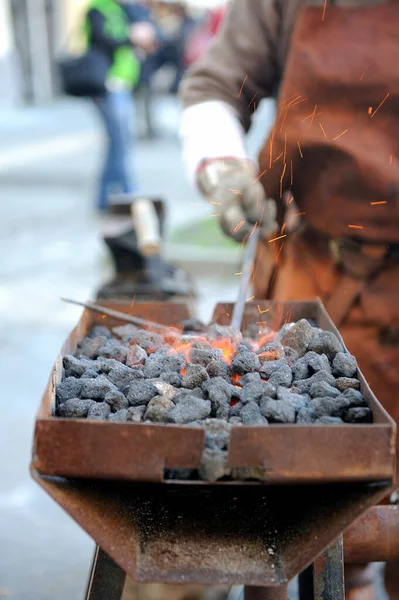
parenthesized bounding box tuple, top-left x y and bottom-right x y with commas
(197, 157, 277, 242)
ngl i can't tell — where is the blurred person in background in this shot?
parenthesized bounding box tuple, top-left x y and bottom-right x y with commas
(85, 0, 158, 210)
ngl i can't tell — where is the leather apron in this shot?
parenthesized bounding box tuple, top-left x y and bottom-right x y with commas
(254, 1, 399, 482)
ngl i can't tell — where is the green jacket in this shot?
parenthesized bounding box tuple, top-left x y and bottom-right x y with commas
(85, 0, 140, 88)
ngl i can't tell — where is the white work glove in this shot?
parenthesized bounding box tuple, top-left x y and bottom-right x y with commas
(197, 158, 277, 242)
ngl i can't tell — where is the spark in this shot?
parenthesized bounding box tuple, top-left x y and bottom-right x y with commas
(371, 201, 387, 205)
(246, 296, 255, 302)
(247, 91, 259, 108)
(290, 160, 293, 187)
(283, 131, 287, 164)
(280, 163, 287, 198)
(371, 93, 390, 117)
(297, 141, 303, 158)
(210, 213, 221, 217)
(233, 220, 246, 233)
(281, 222, 287, 234)
(333, 129, 349, 141)
(210, 200, 220, 205)
(273, 152, 283, 163)
(308, 104, 318, 129)
(269, 127, 276, 168)
(226, 312, 231, 317)
(253, 169, 268, 183)
(390, 155, 393, 164)
(249, 222, 259, 237)
(237, 75, 248, 99)
(234, 272, 242, 276)
(268, 234, 287, 243)
(257, 305, 271, 315)
(348, 224, 364, 229)
(360, 61, 373, 81)
(293, 211, 306, 217)
(286, 195, 294, 205)
(228, 188, 243, 195)
(322, 0, 327, 20)
(319, 122, 327, 138)
(368, 107, 373, 115)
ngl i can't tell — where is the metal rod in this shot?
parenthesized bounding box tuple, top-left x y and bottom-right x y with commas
(85, 546, 126, 600)
(344, 505, 399, 563)
(313, 536, 344, 600)
(61, 298, 180, 335)
(231, 228, 260, 331)
(298, 565, 314, 600)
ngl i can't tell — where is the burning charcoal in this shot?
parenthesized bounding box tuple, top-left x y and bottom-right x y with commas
(78, 336, 107, 359)
(127, 405, 146, 422)
(308, 330, 343, 361)
(238, 372, 261, 386)
(284, 346, 298, 366)
(180, 318, 206, 333)
(332, 352, 357, 378)
(268, 363, 292, 388)
(152, 381, 178, 401)
(168, 396, 211, 424)
(277, 387, 308, 411)
(232, 350, 261, 375)
(127, 381, 158, 406)
(199, 448, 231, 482)
(87, 402, 111, 421)
(229, 417, 243, 425)
(308, 396, 350, 419)
(241, 381, 274, 404)
(107, 364, 143, 391)
(112, 324, 138, 339)
(293, 370, 336, 394)
(80, 375, 117, 400)
(181, 363, 209, 389)
(335, 377, 360, 393)
(296, 407, 314, 424)
(241, 401, 268, 425)
(125, 329, 164, 352)
(98, 339, 128, 363)
(315, 416, 344, 424)
(344, 407, 372, 423)
(201, 419, 232, 450)
(83, 369, 99, 379)
(144, 353, 185, 378)
(57, 398, 95, 418)
(206, 360, 231, 381)
(145, 396, 175, 422)
(63, 355, 86, 378)
(56, 377, 84, 405)
(189, 346, 223, 367)
(159, 371, 182, 387)
(260, 398, 295, 424)
(281, 319, 315, 357)
(259, 358, 287, 378)
(207, 323, 242, 344)
(104, 390, 129, 412)
(342, 388, 366, 407)
(309, 381, 341, 399)
(126, 344, 147, 368)
(230, 401, 243, 417)
(90, 325, 113, 339)
(108, 409, 129, 422)
(257, 342, 284, 363)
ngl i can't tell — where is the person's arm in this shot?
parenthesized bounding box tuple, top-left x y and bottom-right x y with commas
(87, 9, 131, 53)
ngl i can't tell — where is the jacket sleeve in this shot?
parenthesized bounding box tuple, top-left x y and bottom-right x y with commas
(180, 0, 280, 131)
(87, 9, 131, 54)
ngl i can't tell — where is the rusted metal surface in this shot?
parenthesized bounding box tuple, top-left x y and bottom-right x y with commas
(86, 547, 126, 600)
(344, 505, 399, 563)
(244, 586, 288, 599)
(313, 536, 344, 600)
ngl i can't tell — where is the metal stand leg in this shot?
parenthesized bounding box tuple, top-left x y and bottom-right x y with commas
(299, 536, 344, 600)
(299, 565, 314, 600)
(85, 546, 126, 600)
(244, 585, 288, 599)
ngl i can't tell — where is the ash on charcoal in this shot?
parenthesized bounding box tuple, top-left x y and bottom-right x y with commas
(207, 323, 242, 344)
(296, 407, 314, 424)
(268, 363, 292, 388)
(344, 407, 372, 423)
(174, 388, 205, 401)
(56, 377, 84, 405)
(159, 371, 182, 387)
(201, 419, 232, 450)
(127, 405, 146, 422)
(308, 330, 343, 361)
(284, 346, 298, 366)
(189, 346, 223, 367)
(96, 358, 123, 374)
(315, 416, 344, 424)
(308, 396, 350, 419)
(309, 380, 341, 399)
(126, 380, 158, 406)
(180, 318, 206, 333)
(168, 396, 211, 424)
(112, 324, 138, 339)
(333, 352, 357, 378)
(199, 448, 231, 482)
(80, 374, 117, 400)
(232, 350, 261, 375)
(78, 336, 107, 359)
(206, 360, 231, 381)
(152, 381, 178, 401)
(98, 339, 128, 363)
(181, 363, 209, 389)
(91, 325, 113, 339)
(238, 372, 261, 386)
(259, 358, 287, 378)
(281, 319, 315, 357)
(343, 388, 367, 407)
(87, 402, 111, 420)
(292, 351, 331, 381)
(336, 377, 360, 392)
(105, 390, 129, 412)
(257, 342, 284, 363)
(126, 344, 147, 367)
(277, 387, 308, 411)
(229, 416, 243, 425)
(63, 355, 86, 378)
(144, 353, 185, 378)
(125, 329, 164, 352)
(58, 398, 95, 418)
(107, 364, 143, 391)
(241, 401, 268, 425)
(108, 409, 129, 422)
(293, 369, 336, 394)
(260, 398, 295, 424)
(145, 396, 175, 422)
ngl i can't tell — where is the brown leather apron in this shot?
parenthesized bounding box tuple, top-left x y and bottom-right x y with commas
(254, 1, 399, 482)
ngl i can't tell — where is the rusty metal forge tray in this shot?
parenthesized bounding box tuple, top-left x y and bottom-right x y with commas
(32, 300, 395, 485)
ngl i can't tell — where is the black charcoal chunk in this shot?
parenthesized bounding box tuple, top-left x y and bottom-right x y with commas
(238, 372, 261, 386)
(127, 405, 146, 422)
(107, 364, 143, 391)
(104, 390, 129, 412)
(174, 388, 205, 402)
(241, 381, 275, 404)
(56, 377, 84, 405)
(293, 370, 336, 394)
(229, 417, 243, 425)
(207, 324, 242, 344)
(260, 398, 295, 424)
(309, 381, 341, 399)
(126, 344, 147, 367)
(332, 352, 357, 378)
(344, 407, 372, 423)
(144, 353, 185, 378)
(296, 407, 314, 424)
(180, 318, 206, 333)
(335, 377, 360, 393)
(189, 346, 223, 367)
(90, 325, 113, 339)
(284, 346, 299, 366)
(308, 396, 350, 419)
(206, 359, 231, 381)
(308, 330, 343, 360)
(292, 352, 331, 381)
(241, 401, 268, 425)
(229, 401, 243, 417)
(181, 363, 209, 389)
(232, 351, 260, 375)
(259, 358, 287, 378)
(199, 448, 231, 482)
(80, 375, 117, 400)
(87, 402, 111, 421)
(268, 363, 292, 388)
(237, 342, 253, 352)
(202, 377, 235, 417)
(58, 398, 95, 418)
(145, 396, 175, 422)
(126, 381, 158, 406)
(201, 419, 232, 450)
(108, 409, 129, 422)
(112, 324, 138, 339)
(281, 319, 315, 357)
(97, 358, 124, 374)
(83, 369, 99, 379)
(63, 355, 86, 378)
(277, 387, 308, 411)
(98, 339, 128, 363)
(315, 416, 344, 424)
(159, 371, 182, 387)
(257, 342, 284, 363)
(125, 329, 163, 352)
(168, 397, 211, 424)
(343, 388, 367, 407)
(78, 336, 107, 359)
